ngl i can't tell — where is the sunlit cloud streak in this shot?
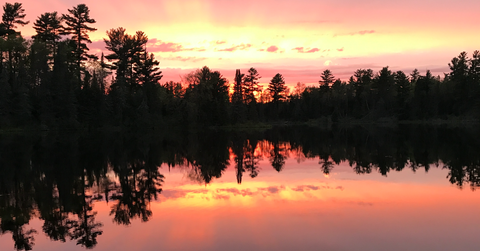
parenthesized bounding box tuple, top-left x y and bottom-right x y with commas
(292, 47, 320, 53)
(147, 39, 206, 52)
(216, 43, 252, 52)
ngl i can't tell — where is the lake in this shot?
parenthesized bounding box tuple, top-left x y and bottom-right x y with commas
(0, 125, 479, 251)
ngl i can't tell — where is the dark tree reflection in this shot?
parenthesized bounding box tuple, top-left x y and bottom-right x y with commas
(1, 126, 480, 249)
(244, 139, 260, 179)
(270, 142, 286, 172)
(185, 132, 230, 184)
(232, 135, 261, 184)
(68, 172, 103, 249)
(109, 163, 164, 225)
(41, 211, 71, 243)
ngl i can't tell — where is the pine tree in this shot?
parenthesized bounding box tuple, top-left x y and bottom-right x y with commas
(243, 67, 260, 104)
(394, 70, 411, 119)
(32, 12, 63, 63)
(63, 4, 96, 81)
(104, 28, 148, 90)
(1, 2, 29, 36)
(319, 69, 334, 93)
(268, 73, 287, 103)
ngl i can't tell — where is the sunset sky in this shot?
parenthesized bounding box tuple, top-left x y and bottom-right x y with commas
(16, 0, 480, 87)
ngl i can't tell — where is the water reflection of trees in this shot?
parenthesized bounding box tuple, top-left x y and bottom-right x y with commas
(0, 133, 167, 250)
(1, 126, 480, 249)
(232, 134, 261, 184)
(277, 126, 480, 189)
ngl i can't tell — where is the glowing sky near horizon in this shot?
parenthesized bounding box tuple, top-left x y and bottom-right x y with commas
(15, 0, 480, 86)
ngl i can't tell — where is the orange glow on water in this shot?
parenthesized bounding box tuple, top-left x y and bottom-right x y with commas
(3, 158, 480, 251)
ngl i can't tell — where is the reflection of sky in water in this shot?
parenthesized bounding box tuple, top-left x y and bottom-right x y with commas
(2, 156, 479, 251)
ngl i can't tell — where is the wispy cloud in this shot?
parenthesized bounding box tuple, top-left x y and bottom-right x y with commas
(291, 185, 344, 192)
(162, 189, 209, 199)
(148, 39, 206, 53)
(334, 30, 376, 37)
(216, 43, 252, 52)
(292, 47, 320, 53)
(214, 40, 227, 45)
(160, 185, 288, 202)
(216, 186, 286, 197)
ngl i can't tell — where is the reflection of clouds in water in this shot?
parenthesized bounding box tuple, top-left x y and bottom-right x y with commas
(212, 194, 230, 200)
(258, 186, 285, 194)
(356, 202, 373, 206)
(160, 186, 288, 201)
(160, 184, 344, 201)
(291, 185, 344, 192)
(161, 189, 209, 199)
(216, 188, 255, 197)
(330, 198, 374, 206)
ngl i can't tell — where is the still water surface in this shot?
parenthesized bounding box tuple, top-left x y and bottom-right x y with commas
(0, 126, 479, 250)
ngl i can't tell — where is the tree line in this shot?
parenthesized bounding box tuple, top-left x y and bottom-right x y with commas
(1, 2, 479, 130)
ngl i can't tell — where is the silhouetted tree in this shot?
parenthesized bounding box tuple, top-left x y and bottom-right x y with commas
(319, 69, 334, 93)
(32, 12, 63, 63)
(268, 73, 286, 103)
(243, 67, 261, 104)
(394, 70, 411, 119)
(1, 2, 29, 35)
(63, 4, 96, 81)
(270, 142, 286, 172)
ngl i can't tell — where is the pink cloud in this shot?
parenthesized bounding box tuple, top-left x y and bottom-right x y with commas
(292, 47, 304, 52)
(214, 40, 227, 45)
(150, 42, 184, 52)
(292, 47, 319, 53)
(147, 39, 205, 53)
(266, 46, 279, 52)
(90, 38, 206, 54)
(357, 30, 375, 35)
(216, 43, 252, 52)
(337, 47, 344, 52)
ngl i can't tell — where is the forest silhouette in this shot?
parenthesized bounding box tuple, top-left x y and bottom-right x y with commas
(0, 3, 479, 130)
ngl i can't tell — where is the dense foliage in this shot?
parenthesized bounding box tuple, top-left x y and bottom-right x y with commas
(1, 3, 479, 130)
